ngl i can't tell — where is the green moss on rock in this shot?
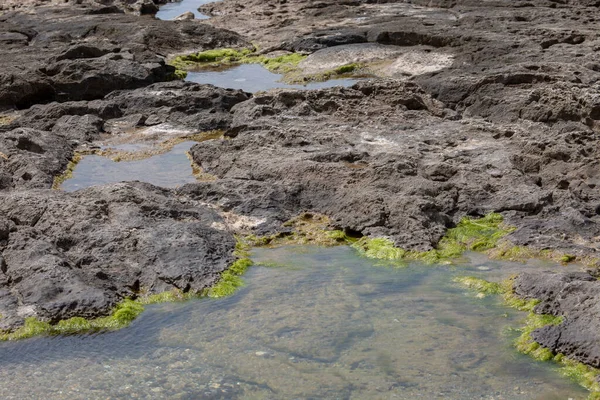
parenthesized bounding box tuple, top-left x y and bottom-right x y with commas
(205, 258, 253, 298)
(453, 276, 503, 296)
(0, 299, 145, 340)
(243, 213, 351, 248)
(52, 153, 83, 190)
(0, 237, 256, 340)
(352, 237, 406, 260)
(456, 276, 600, 398)
(169, 48, 306, 78)
(353, 213, 513, 264)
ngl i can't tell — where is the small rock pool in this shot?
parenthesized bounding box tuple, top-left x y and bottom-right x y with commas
(0, 246, 587, 399)
(155, 0, 213, 20)
(61, 141, 198, 192)
(185, 63, 360, 93)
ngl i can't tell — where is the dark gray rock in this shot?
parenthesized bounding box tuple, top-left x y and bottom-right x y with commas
(189, 80, 600, 254)
(514, 272, 600, 367)
(0, 3, 247, 109)
(0, 128, 74, 190)
(0, 183, 236, 328)
(16, 81, 251, 133)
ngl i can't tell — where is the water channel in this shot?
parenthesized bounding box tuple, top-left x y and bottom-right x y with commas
(186, 64, 360, 92)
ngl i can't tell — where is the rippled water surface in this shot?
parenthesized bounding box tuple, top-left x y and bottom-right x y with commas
(186, 63, 360, 93)
(61, 141, 197, 192)
(0, 246, 586, 399)
(155, 0, 213, 20)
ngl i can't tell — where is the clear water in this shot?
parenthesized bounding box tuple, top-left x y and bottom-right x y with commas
(61, 141, 198, 192)
(155, 0, 213, 20)
(185, 63, 360, 93)
(0, 246, 586, 399)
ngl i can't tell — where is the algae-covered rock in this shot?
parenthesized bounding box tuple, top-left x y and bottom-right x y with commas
(513, 272, 600, 368)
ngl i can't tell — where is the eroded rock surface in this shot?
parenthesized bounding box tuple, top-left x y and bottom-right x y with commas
(0, 183, 235, 329)
(0, 78, 250, 329)
(188, 80, 600, 254)
(2, 0, 600, 369)
(0, 0, 245, 110)
(514, 272, 600, 368)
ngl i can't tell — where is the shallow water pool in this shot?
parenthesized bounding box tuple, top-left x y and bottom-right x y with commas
(61, 141, 198, 192)
(155, 0, 213, 20)
(185, 63, 360, 93)
(0, 246, 586, 399)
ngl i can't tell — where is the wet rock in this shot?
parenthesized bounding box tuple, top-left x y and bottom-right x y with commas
(3, 0, 600, 371)
(16, 81, 251, 133)
(514, 272, 600, 368)
(0, 128, 74, 190)
(174, 11, 195, 20)
(188, 79, 600, 254)
(0, 183, 236, 328)
(0, 3, 247, 109)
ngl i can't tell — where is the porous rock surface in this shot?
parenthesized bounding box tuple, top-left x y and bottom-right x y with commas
(196, 0, 600, 368)
(514, 272, 600, 368)
(1, 0, 600, 369)
(0, 0, 246, 109)
(0, 183, 236, 329)
(0, 0, 250, 328)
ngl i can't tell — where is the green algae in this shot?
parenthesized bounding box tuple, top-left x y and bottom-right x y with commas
(333, 63, 360, 75)
(0, 299, 145, 340)
(170, 69, 188, 80)
(514, 311, 563, 361)
(353, 213, 513, 264)
(169, 47, 307, 80)
(174, 48, 253, 66)
(243, 213, 351, 248)
(259, 53, 306, 74)
(139, 289, 194, 305)
(352, 212, 591, 267)
(489, 242, 587, 265)
(52, 153, 82, 190)
(352, 237, 406, 260)
(202, 237, 254, 298)
(204, 258, 253, 298)
(452, 276, 503, 296)
(0, 238, 255, 340)
(455, 275, 600, 399)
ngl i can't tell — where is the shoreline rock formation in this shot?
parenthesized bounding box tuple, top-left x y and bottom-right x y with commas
(1, 0, 600, 376)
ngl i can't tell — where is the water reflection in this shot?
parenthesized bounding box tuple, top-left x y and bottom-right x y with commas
(61, 141, 198, 192)
(155, 0, 214, 20)
(186, 63, 360, 93)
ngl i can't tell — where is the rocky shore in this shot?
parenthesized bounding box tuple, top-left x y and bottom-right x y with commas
(1, 0, 600, 378)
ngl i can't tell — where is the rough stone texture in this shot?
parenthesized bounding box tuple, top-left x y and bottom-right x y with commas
(0, 183, 236, 329)
(0, 128, 73, 191)
(17, 80, 251, 133)
(188, 0, 600, 369)
(1, 0, 600, 370)
(0, 1, 246, 110)
(189, 80, 600, 254)
(0, 80, 250, 328)
(0, 82, 250, 192)
(514, 272, 600, 368)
